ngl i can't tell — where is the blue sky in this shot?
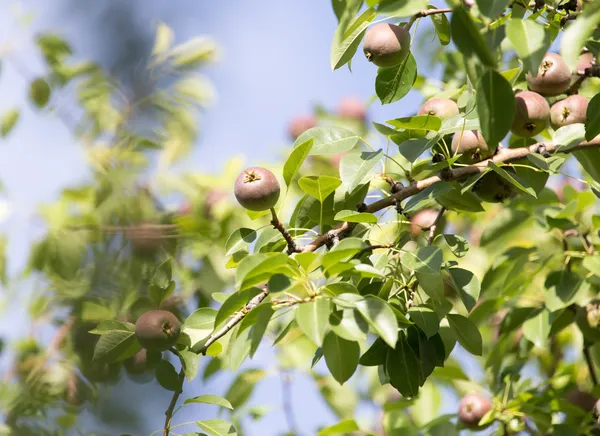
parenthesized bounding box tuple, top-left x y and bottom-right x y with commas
(0, 1, 475, 435)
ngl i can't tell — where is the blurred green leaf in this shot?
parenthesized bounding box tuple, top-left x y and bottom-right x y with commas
(376, 54, 418, 104)
(296, 299, 331, 347)
(447, 314, 482, 356)
(322, 332, 359, 384)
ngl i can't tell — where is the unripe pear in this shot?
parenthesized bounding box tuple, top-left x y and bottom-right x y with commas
(451, 130, 495, 164)
(417, 98, 459, 119)
(577, 52, 595, 73)
(135, 310, 181, 351)
(550, 95, 589, 128)
(511, 91, 550, 137)
(289, 115, 316, 139)
(338, 97, 367, 120)
(409, 209, 441, 235)
(363, 23, 410, 68)
(234, 167, 280, 211)
(458, 393, 492, 428)
(526, 53, 571, 96)
(473, 171, 515, 203)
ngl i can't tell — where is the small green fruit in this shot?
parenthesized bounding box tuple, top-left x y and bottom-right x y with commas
(135, 310, 181, 351)
(417, 98, 459, 119)
(451, 130, 495, 164)
(234, 167, 280, 211)
(473, 171, 515, 203)
(458, 393, 492, 428)
(511, 91, 550, 137)
(363, 23, 410, 68)
(526, 53, 571, 96)
(550, 95, 589, 128)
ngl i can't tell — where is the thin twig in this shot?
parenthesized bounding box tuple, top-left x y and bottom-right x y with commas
(405, 7, 452, 30)
(300, 141, 600, 254)
(270, 208, 300, 254)
(163, 289, 269, 435)
(198, 288, 270, 354)
(584, 346, 598, 386)
(163, 368, 186, 436)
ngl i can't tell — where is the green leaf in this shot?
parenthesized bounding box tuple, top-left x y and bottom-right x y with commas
(359, 337, 388, 366)
(476, 0, 509, 18)
(574, 149, 600, 184)
(298, 176, 342, 203)
(522, 309, 550, 348)
(545, 270, 586, 312)
(506, 17, 551, 73)
(250, 304, 274, 357)
(339, 149, 384, 192)
(196, 419, 237, 436)
(430, 10, 451, 46)
(585, 93, 600, 141)
(329, 308, 368, 342)
(283, 138, 314, 186)
(225, 369, 265, 409)
(386, 335, 421, 397)
(180, 349, 200, 382)
(330, 7, 377, 70)
(149, 280, 175, 306)
(387, 115, 442, 131)
(446, 314, 482, 356)
(560, 1, 600, 71)
(488, 161, 536, 197)
(408, 305, 440, 338)
(152, 258, 173, 290)
(334, 210, 378, 223)
(554, 123, 586, 152)
(156, 360, 181, 391)
(92, 329, 141, 363)
(295, 299, 331, 347)
(225, 228, 257, 256)
(317, 419, 360, 435)
(185, 394, 233, 409)
(377, 0, 427, 15)
(476, 69, 515, 147)
(355, 296, 399, 348)
(29, 78, 51, 108)
(375, 54, 418, 104)
(88, 320, 135, 335)
(451, 7, 496, 68)
(1, 109, 19, 137)
(185, 308, 217, 330)
(295, 126, 359, 156)
(448, 268, 480, 312)
(214, 288, 263, 329)
(322, 332, 360, 385)
(403, 247, 443, 275)
(235, 253, 296, 290)
(440, 234, 469, 258)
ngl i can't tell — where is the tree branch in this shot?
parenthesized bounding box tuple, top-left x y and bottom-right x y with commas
(301, 141, 600, 254)
(163, 289, 269, 435)
(270, 208, 300, 254)
(406, 7, 452, 30)
(163, 368, 186, 436)
(198, 288, 270, 355)
(584, 346, 599, 386)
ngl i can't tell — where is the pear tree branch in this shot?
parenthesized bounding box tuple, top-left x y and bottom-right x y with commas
(301, 140, 600, 254)
(162, 288, 270, 436)
(270, 208, 301, 254)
